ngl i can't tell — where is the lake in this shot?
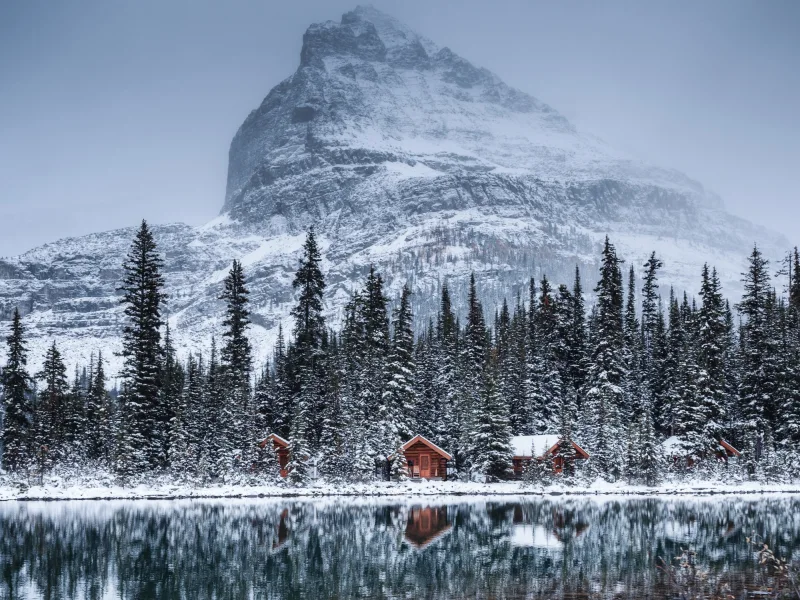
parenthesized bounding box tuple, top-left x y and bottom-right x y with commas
(1, 495, 799, 599)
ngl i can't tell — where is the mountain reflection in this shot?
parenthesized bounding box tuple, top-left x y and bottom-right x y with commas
(1, 497, 798, 599)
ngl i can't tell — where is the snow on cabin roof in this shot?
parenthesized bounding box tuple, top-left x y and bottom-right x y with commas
(511, 435, 560, 458)
(661, 436, 741, 456)
(261, 433, 289, 447)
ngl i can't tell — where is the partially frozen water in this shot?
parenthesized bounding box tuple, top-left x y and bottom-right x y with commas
(1, 495, 799, 599)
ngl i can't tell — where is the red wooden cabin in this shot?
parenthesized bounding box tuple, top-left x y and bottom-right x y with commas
(391, 435, 452, 480)
(511, 435, 590, 478)
(259, 433, 290, 478)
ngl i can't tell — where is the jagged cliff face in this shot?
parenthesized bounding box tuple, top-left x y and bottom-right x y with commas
(224, 6, 722, 235)
(0, 6, 785, 373)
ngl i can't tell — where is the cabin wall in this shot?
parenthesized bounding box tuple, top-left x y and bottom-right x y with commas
(402, 442, 448, 480)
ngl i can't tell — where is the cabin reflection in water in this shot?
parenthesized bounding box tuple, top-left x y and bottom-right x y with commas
(271, 508, 290, 552)
(510, 504, 590, 548)
(404, 506, 452, 549)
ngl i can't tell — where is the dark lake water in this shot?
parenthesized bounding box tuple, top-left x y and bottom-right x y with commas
(2, 495, 800, 599)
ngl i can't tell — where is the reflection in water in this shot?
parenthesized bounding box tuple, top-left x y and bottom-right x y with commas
(1, 496, 799, 599)
(404, 506, 452, 549)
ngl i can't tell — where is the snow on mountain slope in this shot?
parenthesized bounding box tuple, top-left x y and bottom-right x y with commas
(0, 6, 787, 374)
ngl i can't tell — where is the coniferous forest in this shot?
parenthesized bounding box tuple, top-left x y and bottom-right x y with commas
(2, 220, 800, 487)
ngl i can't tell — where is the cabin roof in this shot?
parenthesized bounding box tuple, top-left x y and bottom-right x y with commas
(661, 436, 741, 457)
(511, 435, 590, 459)
(259, 433, 289, 448)
(398, 434, 453, 460)
(719, 439, 741, 457)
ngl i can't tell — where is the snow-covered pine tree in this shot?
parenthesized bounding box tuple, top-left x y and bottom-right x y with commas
(2, 308, 33, 473)
(583, 237, 626, 481)
(696, 265, 727, 449)
(623, 265, 644, 416)
(116, 220, 167, 477)
(289, 228, 326, 457)
(204, 338, 232, 478)
(34, 342, 68, 472)
(469, 360, 513, 482)
(383, 283, 416, 475)
(159, 324, 184, 469)
(271, 325, 292, 439)
(460, 273, 489, 471)
(253, 363, 274, 440)
(169, 353, 197, 477)
(556, 382, 577, 481)
(219, 259, 254, 468)
(434, 284, 460, 457)
(507, 294, 530, 433)
(359, 266, 390, 460)
(527, 276, 559, 435)
(63, 365, 87, 463)
(85, 350, 110, 463)
(736, 245, 774, 476)
(639, 407, 661, 486)
(568, 266, 589, 401)
(286, 228, 327, 483)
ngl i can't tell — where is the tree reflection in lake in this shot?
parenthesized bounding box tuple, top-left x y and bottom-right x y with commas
(1, 496, 799, 599)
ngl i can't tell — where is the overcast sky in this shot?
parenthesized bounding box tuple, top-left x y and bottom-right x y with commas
(1, 0, 798, 257)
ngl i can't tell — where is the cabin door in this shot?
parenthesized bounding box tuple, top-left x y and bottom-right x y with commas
(420, 455, 430, 478)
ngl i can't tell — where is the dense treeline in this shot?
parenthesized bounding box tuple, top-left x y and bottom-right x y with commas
(2, 221, 800, 485)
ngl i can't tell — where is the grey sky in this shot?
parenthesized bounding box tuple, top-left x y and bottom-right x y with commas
(1, 0, 798, 257)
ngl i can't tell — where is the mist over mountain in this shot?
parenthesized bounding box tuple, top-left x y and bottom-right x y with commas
(0, 6, 786, 373)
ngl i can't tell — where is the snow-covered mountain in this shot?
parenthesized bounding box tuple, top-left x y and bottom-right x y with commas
(0, 6, 786, 374)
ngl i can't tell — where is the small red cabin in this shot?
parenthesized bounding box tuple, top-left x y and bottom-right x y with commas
(391, 435, 452, 480)
(259, 433, 290, 477)
(511, 435, 590, 478)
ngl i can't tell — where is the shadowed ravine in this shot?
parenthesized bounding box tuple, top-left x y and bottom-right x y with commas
(1, 496, 799, 599)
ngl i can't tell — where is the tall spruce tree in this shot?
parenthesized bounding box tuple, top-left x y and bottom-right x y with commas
(584, 237, 626, 480)
(383, 284, 416, 472)
(287, 228, 326, 481)
(116, 220, 167, 476)
(34, 342, 69, 470)
(219, 259, 253, 465)
(2, 309, 32, 473)
(737, 246, 773, 475)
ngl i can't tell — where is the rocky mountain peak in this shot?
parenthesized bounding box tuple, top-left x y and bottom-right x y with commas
(299, 5, 440, 70)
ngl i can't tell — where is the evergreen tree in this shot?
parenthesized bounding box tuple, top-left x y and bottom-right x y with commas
(219, 259, 253, 466)
(116, 220, 167, 476)
(695, 265, 727, 448)
(289, 228, 326, 456)
(85, 351, 110, 463)
(461, 273, 489, 471)
(287, 228, 326, 481)
(470, 361, 513, 481)
(639, 408, 661, 486)
(383, 284, 416, 475)
(737, 246, 774, 473)
(1, 309, 32, 473)
(34, 342, 68, 471)
(584, 237, 626, 480)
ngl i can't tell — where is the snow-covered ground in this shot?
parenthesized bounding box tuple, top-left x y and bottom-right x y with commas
(2, 475, 800, 502)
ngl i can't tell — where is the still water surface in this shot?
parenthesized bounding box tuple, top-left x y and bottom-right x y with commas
(1, 495, 799, 599)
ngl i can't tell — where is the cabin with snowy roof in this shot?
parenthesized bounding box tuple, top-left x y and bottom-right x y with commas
(661, 436, 741, 468)
(258, 433, 290, 478)
(511, 434, 590, 478)
(389, 435, 453, 481)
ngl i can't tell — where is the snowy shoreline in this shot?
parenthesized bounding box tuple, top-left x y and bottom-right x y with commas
(3, 479, 800, 502)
